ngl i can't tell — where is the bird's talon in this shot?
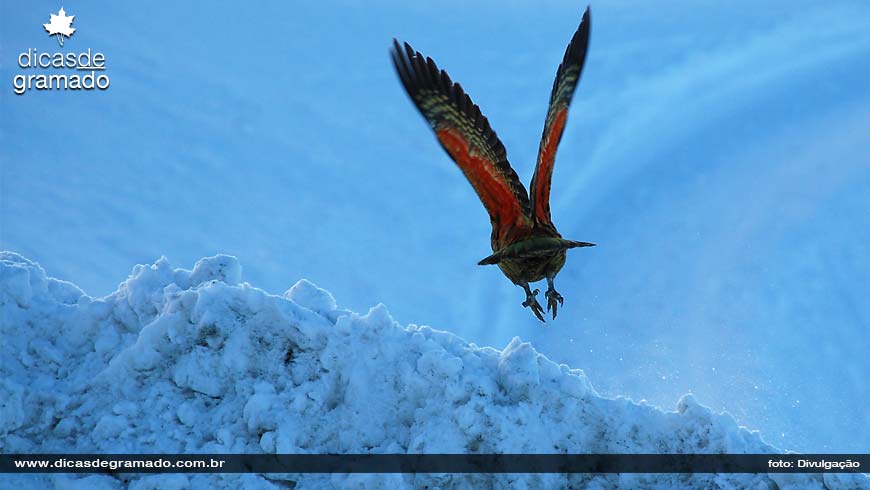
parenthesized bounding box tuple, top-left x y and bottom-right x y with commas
(523, 300, 545, 321)
(545, 289, 563, 320)
(532, 305, 545, 322)
(522, 289, 546, 322)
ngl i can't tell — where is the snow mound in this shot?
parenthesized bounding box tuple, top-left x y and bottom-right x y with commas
(0, 252, 862, 489)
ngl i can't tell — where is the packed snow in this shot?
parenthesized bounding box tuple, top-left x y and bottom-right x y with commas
(1, 252, 865, 489)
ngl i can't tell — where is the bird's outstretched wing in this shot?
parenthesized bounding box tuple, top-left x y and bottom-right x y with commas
(391, 40, 533, 245)
(530, 7, 591, 228)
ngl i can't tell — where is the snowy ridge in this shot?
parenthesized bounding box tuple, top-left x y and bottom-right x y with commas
(0, 251, 863, 489)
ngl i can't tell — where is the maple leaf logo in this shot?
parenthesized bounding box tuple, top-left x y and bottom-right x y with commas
(44, 7, 76, 47)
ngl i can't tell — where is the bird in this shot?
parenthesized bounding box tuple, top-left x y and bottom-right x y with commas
(391, 6, 595, 322)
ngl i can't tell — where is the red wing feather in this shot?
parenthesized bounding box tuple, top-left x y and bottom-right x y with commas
(530, 7, 591, 228)
(391, 40, 533, 246)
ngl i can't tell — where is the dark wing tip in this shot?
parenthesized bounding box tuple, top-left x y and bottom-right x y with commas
(581, 6, 591, 31)
(390, 38, 407, 63)
(391, 43, 497, 145)
(390, 39, 416, 96)
(391, 39, 440, 98)
(566, 6, 591, 66)
(542, 5, 592, 111)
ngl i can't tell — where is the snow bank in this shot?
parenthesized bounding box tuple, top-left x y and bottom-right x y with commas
(0, 252, 862, 489)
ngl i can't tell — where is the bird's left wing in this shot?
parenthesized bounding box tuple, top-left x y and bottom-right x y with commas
(391, 40, 533, 245)
(530, 7, 591, 228)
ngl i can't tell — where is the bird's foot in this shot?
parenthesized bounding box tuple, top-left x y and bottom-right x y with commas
(545, 288, 564, 320)
(522, 288, 546, 322)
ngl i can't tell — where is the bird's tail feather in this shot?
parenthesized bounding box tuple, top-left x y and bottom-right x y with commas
(478, 237, 595, 266)
(565, 240, 596, 249)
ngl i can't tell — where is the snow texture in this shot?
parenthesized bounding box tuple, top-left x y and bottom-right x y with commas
(2, 252, 865, 489)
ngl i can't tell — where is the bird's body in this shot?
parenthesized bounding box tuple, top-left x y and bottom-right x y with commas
(391, 7, 594, 321)
(498, 241, 567, 286)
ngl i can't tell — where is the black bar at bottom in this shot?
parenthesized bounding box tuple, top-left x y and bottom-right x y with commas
(1, 454, 867, 474)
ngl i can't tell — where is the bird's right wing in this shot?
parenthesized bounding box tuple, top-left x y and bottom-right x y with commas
(391, 40, 533, 245)
(530, 7, 591, 229)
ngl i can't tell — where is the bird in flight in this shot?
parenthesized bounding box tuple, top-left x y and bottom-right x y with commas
(391, 7, 594, 322)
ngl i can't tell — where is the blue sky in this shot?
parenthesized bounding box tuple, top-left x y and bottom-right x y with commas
(2, 1, 869, 453)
